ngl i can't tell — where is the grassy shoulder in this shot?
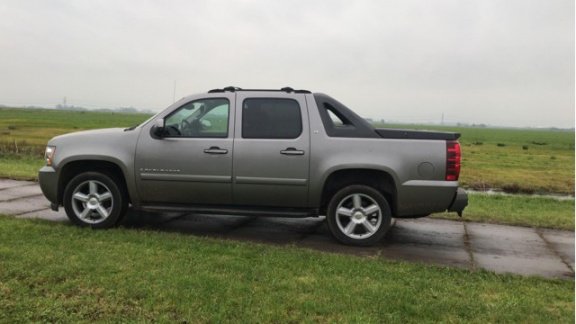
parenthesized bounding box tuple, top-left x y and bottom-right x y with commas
(0, 155, 44, 181)
(0, 216, 573, 322)
(432, 193, 575, 230)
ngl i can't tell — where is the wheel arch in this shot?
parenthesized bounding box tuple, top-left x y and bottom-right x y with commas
(319, 168, 397, 216)
(57, 159, 130, 205)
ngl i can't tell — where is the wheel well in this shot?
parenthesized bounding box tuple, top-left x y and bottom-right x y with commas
(57, 160, 129, 204)
(320, 169, 397, 216)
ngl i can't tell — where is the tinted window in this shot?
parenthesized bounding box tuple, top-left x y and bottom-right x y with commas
(242, 98, 302, 139)
(164, 98, 229, 137)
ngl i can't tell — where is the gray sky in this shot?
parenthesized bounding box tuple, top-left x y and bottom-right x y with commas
(0, 0, 573, 127)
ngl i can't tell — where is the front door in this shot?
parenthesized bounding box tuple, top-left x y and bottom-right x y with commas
(232, 93, 310, 207)
(135, 94, 235, 205)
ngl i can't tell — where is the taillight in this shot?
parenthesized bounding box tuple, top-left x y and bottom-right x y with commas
(446, 141, 461, 181)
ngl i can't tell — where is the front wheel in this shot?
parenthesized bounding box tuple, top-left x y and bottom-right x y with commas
(326, 185, 392, 246)
(63, 171, 127, 228)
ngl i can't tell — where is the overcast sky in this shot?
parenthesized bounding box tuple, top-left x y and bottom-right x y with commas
(0, 0, 573, 127)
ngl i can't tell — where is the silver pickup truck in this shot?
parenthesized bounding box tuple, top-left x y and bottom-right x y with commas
(39, 87, 467, 246)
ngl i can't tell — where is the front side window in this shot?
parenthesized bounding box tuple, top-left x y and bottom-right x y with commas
(164, 98, 229, 137)
(242, 98, 302, 139)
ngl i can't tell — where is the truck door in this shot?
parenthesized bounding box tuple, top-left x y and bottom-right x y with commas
(135, 94, 235, 205)
(232, 93, 310, 207)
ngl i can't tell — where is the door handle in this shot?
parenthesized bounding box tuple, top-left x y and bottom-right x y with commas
(280, 147, 305, 156)
(204, 146, 228, 154)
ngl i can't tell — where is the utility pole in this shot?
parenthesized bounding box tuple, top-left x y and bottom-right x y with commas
(441, 112, 445, 125)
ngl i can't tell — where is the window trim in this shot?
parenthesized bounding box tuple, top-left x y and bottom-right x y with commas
(241, 97, 303, 139)
(163, 97, 231, 138)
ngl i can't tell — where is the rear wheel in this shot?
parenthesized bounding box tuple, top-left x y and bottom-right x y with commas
(63, 171, 127, 228)
(326, 185, 392, 246)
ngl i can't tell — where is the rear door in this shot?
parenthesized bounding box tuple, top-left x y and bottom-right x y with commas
(232, 93, 310, 207)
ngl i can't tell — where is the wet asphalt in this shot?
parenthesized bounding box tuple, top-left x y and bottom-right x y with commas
(1, 179, 574, 279)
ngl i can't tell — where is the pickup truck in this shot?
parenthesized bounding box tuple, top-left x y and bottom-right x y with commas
(39, 87, 468, 246)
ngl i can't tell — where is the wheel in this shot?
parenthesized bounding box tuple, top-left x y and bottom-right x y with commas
(326, 185, 392, 246)
(63, 171, 128, 228)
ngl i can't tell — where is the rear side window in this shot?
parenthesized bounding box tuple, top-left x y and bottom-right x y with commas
(325, 103, 353, 128)
(242, 98, 302, 139)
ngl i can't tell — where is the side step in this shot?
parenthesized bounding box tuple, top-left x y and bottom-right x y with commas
(137, 204, 319, 218)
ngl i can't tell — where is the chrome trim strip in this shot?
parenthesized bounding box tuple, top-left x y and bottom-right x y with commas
(402, 180, 459, 187)
(140, 173, 232, 183)
(235, 176, 307, 186)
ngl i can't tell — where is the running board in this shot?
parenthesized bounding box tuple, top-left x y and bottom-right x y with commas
(137, 204, 319, 218)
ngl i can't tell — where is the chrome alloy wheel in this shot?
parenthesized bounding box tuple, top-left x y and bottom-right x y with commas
(70, 180, 114, 224)
(335, 193, 382, 239)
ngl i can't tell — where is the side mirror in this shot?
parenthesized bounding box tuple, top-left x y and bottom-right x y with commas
(152, 118, 165, 138)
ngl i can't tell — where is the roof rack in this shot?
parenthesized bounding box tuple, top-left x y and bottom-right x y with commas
(208, 86, 311, 94)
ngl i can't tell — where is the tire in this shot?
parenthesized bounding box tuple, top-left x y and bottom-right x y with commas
(326, 185, 392, 246)
(63, 171, 128, 228)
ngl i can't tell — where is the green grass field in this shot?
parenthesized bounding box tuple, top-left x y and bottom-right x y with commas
(0, 216, 572, 323)
(0, 107, 151, 150)
(432, 193, 574, 230)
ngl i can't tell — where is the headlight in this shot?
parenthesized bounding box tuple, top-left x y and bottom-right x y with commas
(45, 146, 56, 166)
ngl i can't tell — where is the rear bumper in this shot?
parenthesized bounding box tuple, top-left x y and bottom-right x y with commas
(448, 187, 468, 216)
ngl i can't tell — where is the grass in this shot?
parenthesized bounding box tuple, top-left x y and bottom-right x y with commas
(0, 216, 573, 322)
(0, 155, 45, 180)
(432, 193, 575, 230)
(0, 107, 151, 147)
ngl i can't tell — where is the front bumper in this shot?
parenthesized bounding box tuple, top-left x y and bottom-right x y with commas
(448, 187, 468, 216)
(38, 166, 59, 206)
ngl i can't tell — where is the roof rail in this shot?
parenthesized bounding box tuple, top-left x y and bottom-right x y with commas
(279, 87, 311, 94)
(208, 86, 242, 93)
(207, 87, 311, 94)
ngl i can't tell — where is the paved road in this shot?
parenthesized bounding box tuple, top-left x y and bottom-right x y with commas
(1, 179, 574, 279)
